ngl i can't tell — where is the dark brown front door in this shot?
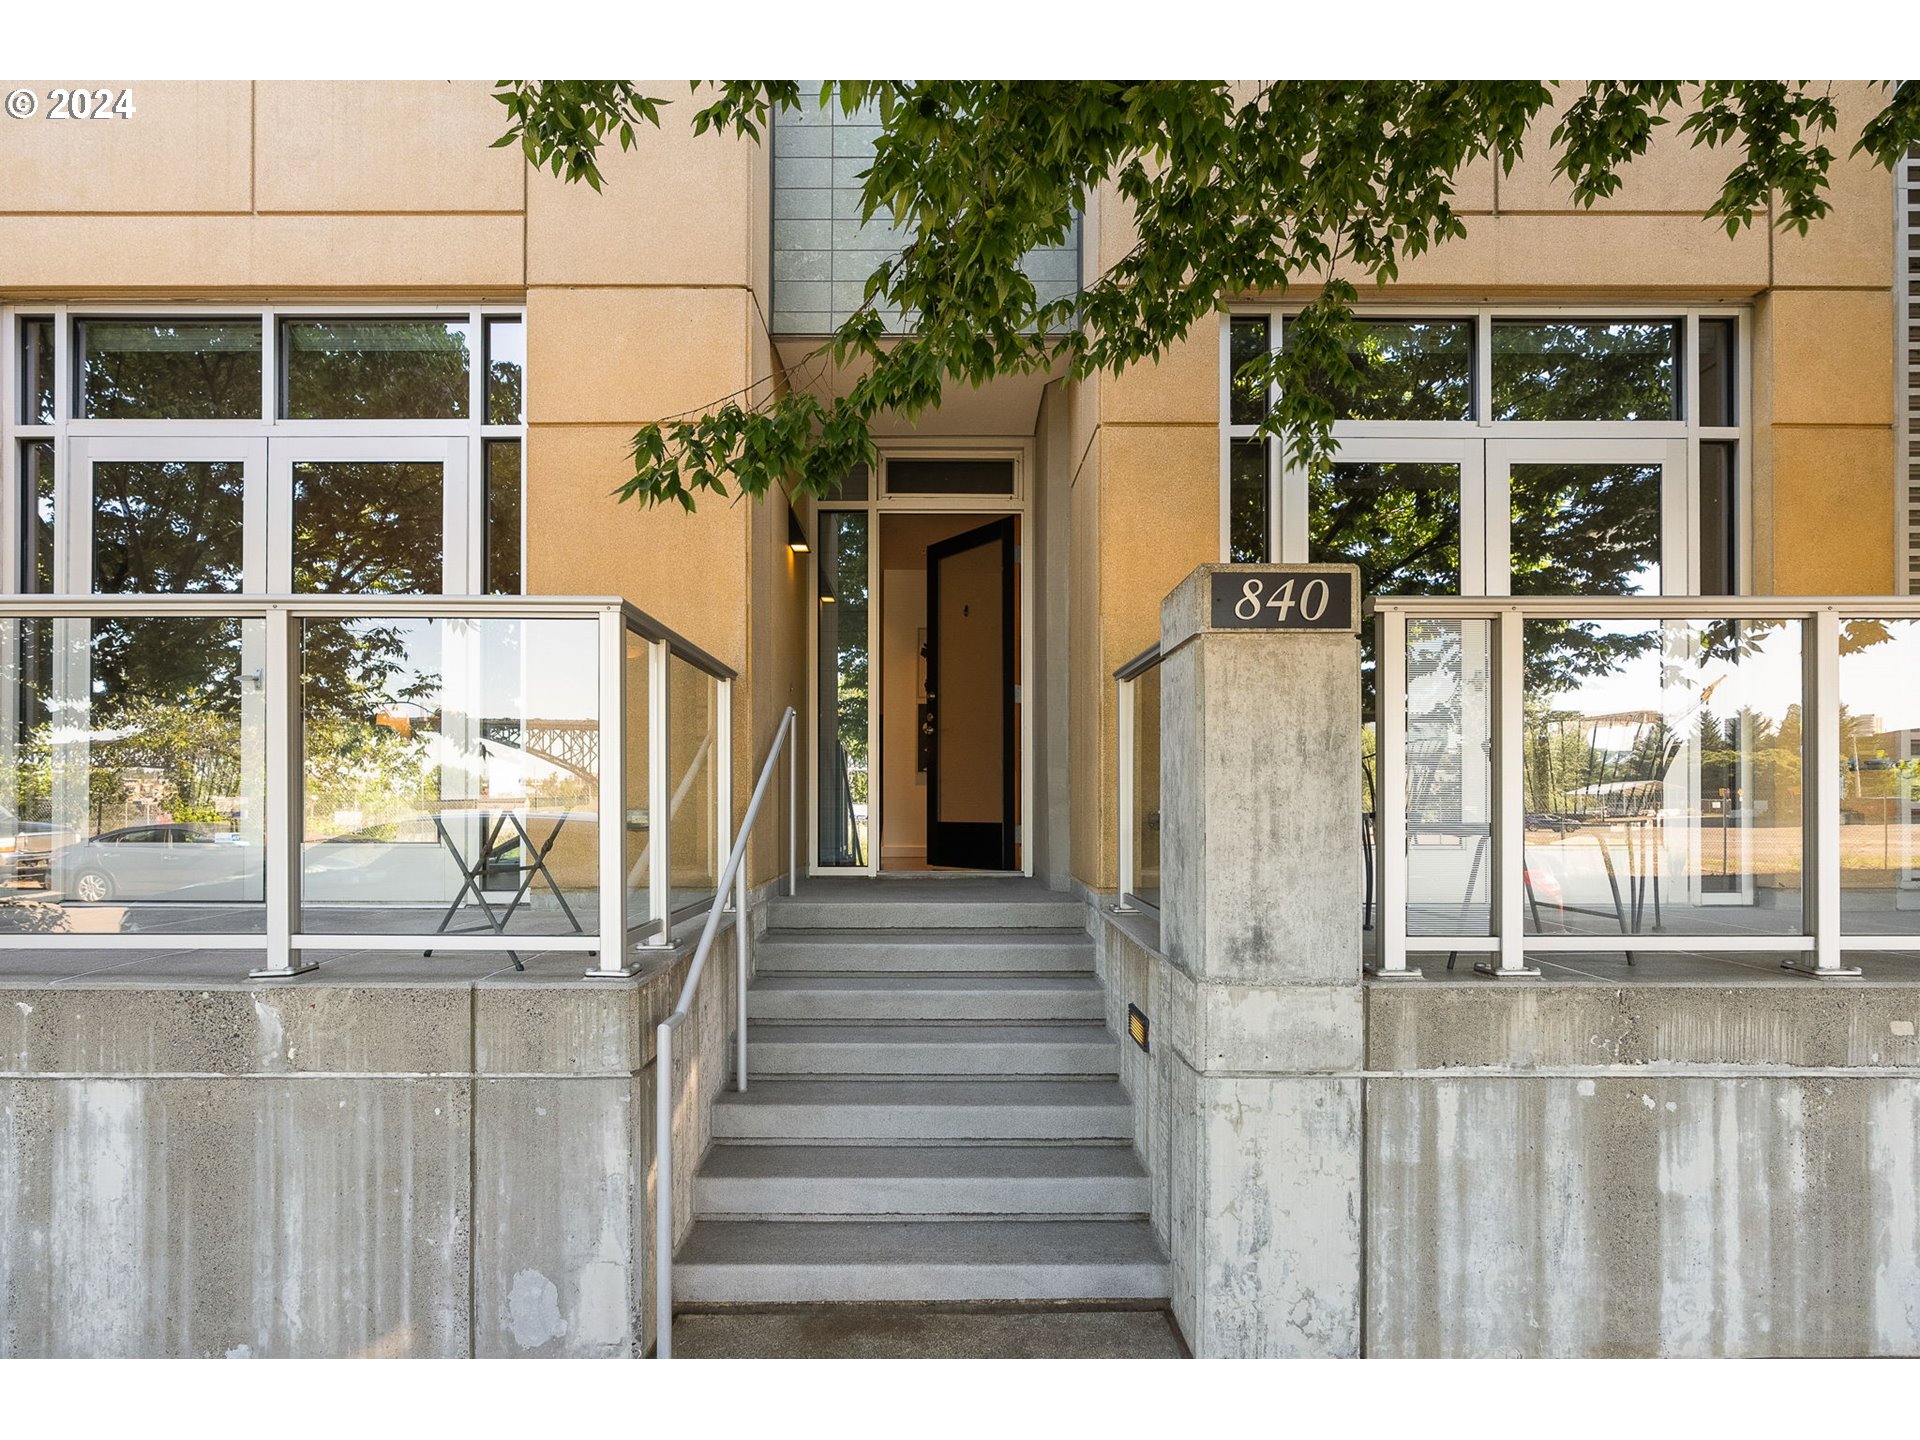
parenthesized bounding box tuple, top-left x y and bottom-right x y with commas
(924, 518, 1016, 870)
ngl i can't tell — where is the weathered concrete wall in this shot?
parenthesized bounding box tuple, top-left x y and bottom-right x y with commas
(1102, 911, 1920, 1358)
(0, 923, 743, 1358)
(1364, 982, 1920, 1358)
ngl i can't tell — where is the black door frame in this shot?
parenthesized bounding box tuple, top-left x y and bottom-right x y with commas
(924, 516, 1018, 871)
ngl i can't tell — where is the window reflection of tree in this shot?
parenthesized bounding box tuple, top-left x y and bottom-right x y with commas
(292, 462, 444, 595)
(283, 320, 471, 419)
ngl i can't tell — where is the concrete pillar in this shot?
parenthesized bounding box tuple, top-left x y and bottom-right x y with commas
(1157, 563, 1364, 1357)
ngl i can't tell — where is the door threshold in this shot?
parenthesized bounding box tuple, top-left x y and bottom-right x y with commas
(875, 868, 1024, 880)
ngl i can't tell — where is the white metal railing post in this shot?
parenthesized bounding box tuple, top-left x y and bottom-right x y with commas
(717, 677, 747, 1091)
(654, 1012, 677, 1357)
(1114, 675, 1136, 911)
(1372, 609, 1413, 976)
(1789, 608, 1860, 976)
(648, 639, 671, 946)
(592, 610, 629, 976)
(1485, 612, 1541, 978)
(252, 605, 313, 978)
(787, 724, 798, 895)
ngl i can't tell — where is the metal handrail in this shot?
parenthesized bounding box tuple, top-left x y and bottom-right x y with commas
(1113, 640, 1162, 682)
(655, 704, 796, 1359)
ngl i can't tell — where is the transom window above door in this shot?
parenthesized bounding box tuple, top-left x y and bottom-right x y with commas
(1222, 308, 1744, 599)
(6, 307, 527, 597)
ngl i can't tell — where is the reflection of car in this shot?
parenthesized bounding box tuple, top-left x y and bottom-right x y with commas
(51, 824, 261, 903)
(1525, 813, 1582, 835)
(2, 816, 70, 881)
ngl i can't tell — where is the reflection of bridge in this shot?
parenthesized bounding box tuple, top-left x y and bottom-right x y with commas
(481, 718, 598, 783)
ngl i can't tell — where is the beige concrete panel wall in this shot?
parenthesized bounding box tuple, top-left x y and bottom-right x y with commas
(1769, 426, 1897, 594)
(525, 425, 748, 666)
(0, 80, 250, 213)
(1385, 212, 1769, 293)
(1766, 289, 1895, 428)
(1068, 423, 1104, 895)
(0, 213, 524, 293)
(1075, 423, 1220, 890)
(1500, 86, 1740, 215)
(526, 287, 752, 426)
(1101, 329, 1219, 426)
(745, 485, 809, 889)
(1772, 84, 1899, 288)
(525, 84, 756, 289)
(254, 82, 523, 213)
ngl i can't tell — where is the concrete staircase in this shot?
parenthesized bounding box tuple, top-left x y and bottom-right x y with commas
(675, 878, 1169, 1305)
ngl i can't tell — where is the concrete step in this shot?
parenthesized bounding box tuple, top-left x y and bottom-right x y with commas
(755, 929, 1095, 975)
(696, 1144, 1151, 1217)
(712, 1079, 1136, 1141)
(674, 1219, 1170, 1303)
(748, 1023, 1119, 1077)
(746, 973, 1105, 1023)
(768, 882, 1086, 932)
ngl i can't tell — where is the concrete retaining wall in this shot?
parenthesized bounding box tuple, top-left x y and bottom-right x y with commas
(1097, 908, 1920, 1357)
(0, 921, 743, 1358)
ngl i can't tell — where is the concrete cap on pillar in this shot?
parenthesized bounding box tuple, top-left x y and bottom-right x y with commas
(1161, 563, 1362, 654)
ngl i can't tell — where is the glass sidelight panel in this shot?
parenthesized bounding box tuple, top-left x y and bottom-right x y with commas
(1509, 462, 1663, 597)
(1520, 616, 1804, 937)
(298, 616, 601, 935)
(1228, 439, 1269, 563)
(92, 460, 246, 593)
(18, 442, 55, 593)
(1403, 618, 1494, 937)
(1836, 619, 1920, 934)
(19, 316, 55, 424)
(78, 319, 263, 420)
(816, 511, 869, 866)
(292, 460, 444, 594)
(0, 614, 266, 931)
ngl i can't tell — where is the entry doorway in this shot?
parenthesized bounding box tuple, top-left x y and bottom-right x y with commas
(813, 500, 1028, 876)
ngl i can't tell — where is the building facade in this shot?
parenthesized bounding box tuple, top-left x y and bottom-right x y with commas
(1, 81, 1917, 1357)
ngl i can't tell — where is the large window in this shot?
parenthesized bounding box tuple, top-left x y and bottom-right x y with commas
(1222, 309, 1746, 599)
(4, 305, 526, 598)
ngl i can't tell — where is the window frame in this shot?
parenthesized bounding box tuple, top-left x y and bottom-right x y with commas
(1219, 304, 1751, 597)
(1, 302, 527, 596)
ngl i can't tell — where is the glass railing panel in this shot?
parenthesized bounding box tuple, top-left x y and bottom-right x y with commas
(297, 615, 601, 938)
(667, 652, 719, 915)
(1404, 617, 1494, 936)
(1837, 618, 1920, 936)
(1130, 665, 1162, 909)
(623, 627, 654, 938)
(1520, 615, 1805, 938)
(1, 614, 267, 933)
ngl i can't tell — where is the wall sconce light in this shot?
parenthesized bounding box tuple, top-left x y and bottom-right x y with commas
(788, 511, 811, 554)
